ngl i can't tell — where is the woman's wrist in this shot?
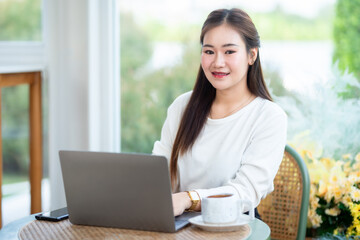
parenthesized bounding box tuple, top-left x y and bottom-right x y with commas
(185, 191, 201, 211)
(183, 192, 193, 210)
(194, 192, 201, 211)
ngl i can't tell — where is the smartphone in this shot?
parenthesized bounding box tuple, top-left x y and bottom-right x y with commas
(35, 207, 69, 222)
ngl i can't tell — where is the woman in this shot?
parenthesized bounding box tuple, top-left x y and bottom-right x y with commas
(153, 8, 287, 217)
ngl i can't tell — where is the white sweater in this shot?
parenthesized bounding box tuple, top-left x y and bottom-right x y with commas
(153, 91, 287, 208)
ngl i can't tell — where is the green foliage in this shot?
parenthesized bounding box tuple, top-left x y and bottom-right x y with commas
(2, 173, 28, 185)
(120, 13, 153, 153)
(317, 233, 358, 240)
(0, 0, 42, 41)
(333, 0, 360, 98)
(1, 85, 30, 174)
(333, 0, 360, 78)
(2, 138, 29, 173)
(120, 13, 198, 153)
(315, 198, 352, 236)
(252, 6, 334, 41)
(138, 7, 334, 43)
(120, 13, 153, 74)
(142, 19, 199, 43)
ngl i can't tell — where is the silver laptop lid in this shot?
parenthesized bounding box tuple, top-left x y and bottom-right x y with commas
(59, 151, 176, 232)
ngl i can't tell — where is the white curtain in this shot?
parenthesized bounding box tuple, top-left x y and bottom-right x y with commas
(45, 0, 120, 210)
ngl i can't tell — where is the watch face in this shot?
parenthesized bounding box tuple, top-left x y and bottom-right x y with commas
(189, 191, 200, 200)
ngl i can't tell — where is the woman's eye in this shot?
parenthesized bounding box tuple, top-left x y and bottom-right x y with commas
(225, 50, 236, 54)
(204, 50, 214, 55)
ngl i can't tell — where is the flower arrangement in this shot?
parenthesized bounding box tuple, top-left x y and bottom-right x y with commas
(303, 150, 360, 238)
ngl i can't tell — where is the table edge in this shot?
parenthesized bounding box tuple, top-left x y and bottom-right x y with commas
(0, 215, 270, 240)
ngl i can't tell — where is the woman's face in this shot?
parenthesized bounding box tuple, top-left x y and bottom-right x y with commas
(201, 24, 256, 93)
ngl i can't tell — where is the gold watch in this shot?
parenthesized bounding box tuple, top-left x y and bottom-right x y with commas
(186, 191, 200, 211)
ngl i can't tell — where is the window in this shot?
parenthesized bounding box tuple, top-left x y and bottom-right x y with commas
(0, 0, 44, 67)
(0, 0, 42, 41)
(0, 0, 47, 226)
(119, 0, 335, 155)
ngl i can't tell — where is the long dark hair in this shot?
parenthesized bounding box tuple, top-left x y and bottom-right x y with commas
(169, 8, 272, 189)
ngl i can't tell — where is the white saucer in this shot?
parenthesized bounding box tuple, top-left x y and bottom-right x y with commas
(188, 215, 253, 232)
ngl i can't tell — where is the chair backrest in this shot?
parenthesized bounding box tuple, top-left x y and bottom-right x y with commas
(257, 145, 310, 240)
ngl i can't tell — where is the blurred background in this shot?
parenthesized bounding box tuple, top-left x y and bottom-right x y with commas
(0, 0, 359, 236)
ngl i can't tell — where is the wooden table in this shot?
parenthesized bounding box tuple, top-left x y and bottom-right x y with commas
(0, 214, 271, 240)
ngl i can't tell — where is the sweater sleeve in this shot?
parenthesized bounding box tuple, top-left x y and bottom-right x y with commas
(195, 105, 287, 211)
(152, 92, 191, 161)
(152, 109, 173, 161)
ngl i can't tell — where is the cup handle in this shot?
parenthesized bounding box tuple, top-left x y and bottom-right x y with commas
(239, 199, 255, 220)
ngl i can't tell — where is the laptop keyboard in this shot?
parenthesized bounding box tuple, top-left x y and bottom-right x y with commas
(174, 212, 201, 230)
(175, 219, 189, 229)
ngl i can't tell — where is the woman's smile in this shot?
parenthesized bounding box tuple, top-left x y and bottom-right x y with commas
(212, 72, 230, 78)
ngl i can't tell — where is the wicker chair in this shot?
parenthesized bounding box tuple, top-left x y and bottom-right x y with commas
(257, 145, 310, 240)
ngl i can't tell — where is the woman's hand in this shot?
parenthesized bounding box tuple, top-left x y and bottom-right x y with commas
(172, 192, 192, 216)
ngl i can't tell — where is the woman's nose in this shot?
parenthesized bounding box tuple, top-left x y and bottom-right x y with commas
(214, 53, 225, 67)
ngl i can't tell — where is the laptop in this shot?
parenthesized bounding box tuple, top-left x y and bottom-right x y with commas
(59, 150, 200, 232)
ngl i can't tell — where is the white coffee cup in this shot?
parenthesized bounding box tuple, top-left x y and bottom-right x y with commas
(201, 194, 254, 225)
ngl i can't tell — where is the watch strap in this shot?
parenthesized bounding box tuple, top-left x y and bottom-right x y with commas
(186, 191, 200, 211)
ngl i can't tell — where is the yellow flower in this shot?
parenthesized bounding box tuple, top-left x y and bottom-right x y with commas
(348, 174, 360, 185)
(343, 161, 352, 175)
(309, 159, 331, 184)
(320, 157, 334, 170)
(309, 212, 322, 228)
(318, 180, 328, 197)
(310, 183, 317, 196)
(330, 162, 346, 179)
(335, 160, 345, 168)
(325, 207, 341, 216)
(302, 149, 315, 163)
(310, 197, 319, 210)
(338, 178, 350, 190)
(347, 225, 360, 237)
(350, 203, 360, 221)
(355, 153, 360, 162)
(325, 185, 343, 203)
(350, 187, 360, 202)
(342, 153, 352, 160)
(333, 187, 344, 202)
(353, 203, 360, 212)
(329, 174, 339, 184)
(308, 208, 315, 217)
(341, 195, 352, 207)
(347, 203, 360, 236)
(353, 162, 360, 174)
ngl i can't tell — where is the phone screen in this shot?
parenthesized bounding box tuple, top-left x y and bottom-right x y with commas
(35, 207, 69, 221)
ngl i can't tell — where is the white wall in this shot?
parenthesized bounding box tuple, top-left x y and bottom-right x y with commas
(45, 0, 120, 210)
